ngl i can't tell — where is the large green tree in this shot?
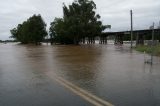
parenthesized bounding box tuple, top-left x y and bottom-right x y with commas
(10, 14, 47, 44)
(50, 0, 107, 44)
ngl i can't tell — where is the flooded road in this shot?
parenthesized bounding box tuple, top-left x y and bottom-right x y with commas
(0, 43, 160, 106)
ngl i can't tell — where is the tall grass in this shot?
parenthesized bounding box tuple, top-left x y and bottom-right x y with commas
(135, 44, 160, 56)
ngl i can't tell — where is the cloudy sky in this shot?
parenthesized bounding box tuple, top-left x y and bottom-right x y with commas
(0, 0, 160, 40)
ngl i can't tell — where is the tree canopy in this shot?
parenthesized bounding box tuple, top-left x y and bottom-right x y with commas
(49, 0, 107, 44)
(10, 14, 47, 44)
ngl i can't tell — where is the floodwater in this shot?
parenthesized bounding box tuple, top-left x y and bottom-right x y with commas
(0, 43, 160, 106)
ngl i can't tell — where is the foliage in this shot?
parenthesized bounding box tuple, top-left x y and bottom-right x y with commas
(49, 0, 107, 44)
(10, 14, 47, 44)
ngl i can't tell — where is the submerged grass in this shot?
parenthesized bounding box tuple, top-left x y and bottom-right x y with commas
(135, 44, 160, 56)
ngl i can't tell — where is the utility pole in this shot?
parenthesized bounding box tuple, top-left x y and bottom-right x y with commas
(47, 30, 49, 45)
(159, 21, 160, 43)
(151, 22, 154, 43)
(130, 10, 133, 48)
(151, 22, 155, 65)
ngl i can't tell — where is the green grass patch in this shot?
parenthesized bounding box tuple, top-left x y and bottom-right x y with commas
(135, 44, 160, 56)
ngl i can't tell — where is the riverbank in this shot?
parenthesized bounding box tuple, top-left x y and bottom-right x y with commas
(135, 44, 160, 56)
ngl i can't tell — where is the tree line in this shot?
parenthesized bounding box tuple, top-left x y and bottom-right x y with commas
(10, 0, 107, 45)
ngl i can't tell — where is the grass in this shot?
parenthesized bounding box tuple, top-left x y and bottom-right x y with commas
(135, 44, 160, 56)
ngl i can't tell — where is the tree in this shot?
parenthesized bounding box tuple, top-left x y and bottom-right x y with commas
(49, 18, 73, 44)
(10, 14, 47, 44)
(50, 0, 107, 44)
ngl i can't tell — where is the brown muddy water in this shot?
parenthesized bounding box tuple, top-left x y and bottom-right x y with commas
(0, 43, 160, 106)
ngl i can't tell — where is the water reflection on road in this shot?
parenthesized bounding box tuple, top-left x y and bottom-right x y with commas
(0, 43, 160, 106)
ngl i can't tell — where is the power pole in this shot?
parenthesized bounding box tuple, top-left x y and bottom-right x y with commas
(47, 30, 49, 45)
(151, 22, 155, 65)
(152, 22, 155, 43)
(130, 10, 133, 48)
(159, 21, 160, 42)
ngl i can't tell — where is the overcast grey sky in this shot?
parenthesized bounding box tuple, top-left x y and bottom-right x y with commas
(0, 0, 160, 40)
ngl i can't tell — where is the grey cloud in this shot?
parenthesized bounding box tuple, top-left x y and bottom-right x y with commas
(0, 0, 160, 40)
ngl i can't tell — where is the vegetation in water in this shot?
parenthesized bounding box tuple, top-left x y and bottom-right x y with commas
(135, 44, 160, 56)
(49, 0, 108, 45)
(10, 14, 47, 45)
